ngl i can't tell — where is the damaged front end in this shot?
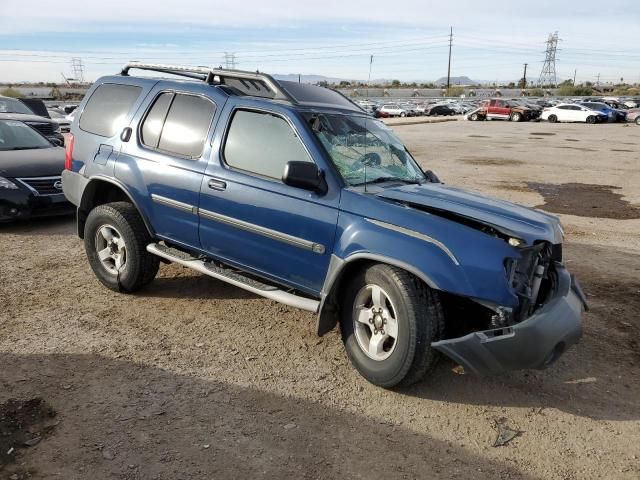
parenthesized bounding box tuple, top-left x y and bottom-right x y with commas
(432, 241, 588, 375)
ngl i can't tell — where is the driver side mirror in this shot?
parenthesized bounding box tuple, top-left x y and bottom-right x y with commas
(424, 170, 441, 183)
(282, 161, 328, 195)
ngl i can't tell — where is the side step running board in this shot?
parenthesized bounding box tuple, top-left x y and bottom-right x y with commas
(146, 243, 320, 313)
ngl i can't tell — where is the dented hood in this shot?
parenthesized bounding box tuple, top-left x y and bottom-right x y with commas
(376, 183, 563, 245)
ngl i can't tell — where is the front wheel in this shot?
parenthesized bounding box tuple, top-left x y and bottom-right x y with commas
(340, 264, 444, 388)
(635, 117, 640, 125)
(400, 112, 406, 118)
(548, 114, 558, 123)
(84, 202, 159, 293)
(511, 112, 522, 122)
(469, 113, 479, 121)
(586, 115, 596, 124)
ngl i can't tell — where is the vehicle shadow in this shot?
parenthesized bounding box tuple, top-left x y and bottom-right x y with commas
(140, 273, 260, 301)
(404, 347, 639, 422)
(0, 352, 534, 479)
(404, 241, 640, 422)
(0, 215, 75, 236)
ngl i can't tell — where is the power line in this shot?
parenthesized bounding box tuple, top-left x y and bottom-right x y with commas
(0, 34, 450, 60)
(446, 27, 453, 91)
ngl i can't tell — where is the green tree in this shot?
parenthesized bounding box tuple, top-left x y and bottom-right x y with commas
(529, 88, 545, 97)
(391, 79, 401, 87)
(557, 84, 592, 96)
(446, 86, 464, 97)
(0, 87, 22, 98)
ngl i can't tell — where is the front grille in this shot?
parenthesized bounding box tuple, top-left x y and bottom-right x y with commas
(17, 176, 63, 196)
(25, 121, 54, 137)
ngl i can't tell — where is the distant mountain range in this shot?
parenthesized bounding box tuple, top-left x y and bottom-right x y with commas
(433, 76, 480, 86)
(273, 73, 484, 86)
(272, 74, 346, 84)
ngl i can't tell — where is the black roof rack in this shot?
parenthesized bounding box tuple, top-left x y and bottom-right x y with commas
(120, 62, 295, 103)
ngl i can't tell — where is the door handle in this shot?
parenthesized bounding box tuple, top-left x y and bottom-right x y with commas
(208, 178, 226, 191)
(120, 127, 132, 142)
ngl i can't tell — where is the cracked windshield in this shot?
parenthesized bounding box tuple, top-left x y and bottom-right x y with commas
(309, 114, 425, 186)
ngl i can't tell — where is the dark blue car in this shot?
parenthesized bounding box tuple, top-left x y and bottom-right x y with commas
(580, 101, 625, 122)
(62, 63, 586, 388)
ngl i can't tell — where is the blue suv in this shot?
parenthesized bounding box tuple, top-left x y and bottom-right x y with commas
(62, 63, 586, 388)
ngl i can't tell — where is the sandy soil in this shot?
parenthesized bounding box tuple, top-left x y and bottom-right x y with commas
(1, 120, 639, 479)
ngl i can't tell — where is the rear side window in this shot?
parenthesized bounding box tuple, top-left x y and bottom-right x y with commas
(79, 84, 141, 137)
(223, 110, 312, 180)
(140, 93, 173, 148)
(140, 92, 215, 158)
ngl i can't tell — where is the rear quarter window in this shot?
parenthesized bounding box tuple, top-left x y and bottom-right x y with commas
(139, 92, 215, 158)
(79, 83, 142, 137)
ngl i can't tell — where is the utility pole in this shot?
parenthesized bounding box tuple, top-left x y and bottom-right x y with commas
(573, 69, 577, 85)
(367, 54, 373, 99)
(596, 73, 601, 87)
(522, 63, 528, 89)
(446, 27, 453, 94)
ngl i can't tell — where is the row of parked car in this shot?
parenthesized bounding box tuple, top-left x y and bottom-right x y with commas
(464, 96, 640, 124)
(0, 95, 85, 222)
(355, 99, 478, 118)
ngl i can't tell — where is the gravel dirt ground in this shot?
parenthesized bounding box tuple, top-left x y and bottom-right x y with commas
(1, 119, 639, 479)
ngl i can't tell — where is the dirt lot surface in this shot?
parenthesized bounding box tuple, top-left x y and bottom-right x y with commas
(1, 120, 639, 479)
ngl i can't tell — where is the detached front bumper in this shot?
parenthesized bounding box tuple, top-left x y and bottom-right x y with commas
(432, 263, 586, 375)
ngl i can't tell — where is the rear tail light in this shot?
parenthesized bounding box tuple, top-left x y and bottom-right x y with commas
(64, 133, 74, 170)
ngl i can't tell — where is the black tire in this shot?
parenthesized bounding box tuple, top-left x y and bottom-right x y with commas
(548, 114, 558, 123)
(340, 264, 444, 388)
(400, 112, 406, 118)
(469, 113, 479, 121)
(84, 201, 159, 293)
(586, 115, 596, 124)
(511, 112, 522, 122)
(635, 117, 640, 125)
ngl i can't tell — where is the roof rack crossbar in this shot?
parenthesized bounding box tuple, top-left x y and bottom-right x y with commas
(121, 62, 295, 103)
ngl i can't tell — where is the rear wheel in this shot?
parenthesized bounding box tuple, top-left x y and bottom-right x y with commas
(586, 115, 596, 124)
(636, 117, 640, 125)
(548, 114, 558, 123)
(340, 264, 443, 388)
(84, 202, 159, 293)
(469, 113, 479, 121)
(400, 112, 406, 118)
(511, 112, 522, 122)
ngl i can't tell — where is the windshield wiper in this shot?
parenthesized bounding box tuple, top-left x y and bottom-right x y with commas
(353, 176, 422, 187)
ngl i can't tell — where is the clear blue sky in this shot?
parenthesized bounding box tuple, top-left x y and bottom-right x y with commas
(1, 0, 639, 84)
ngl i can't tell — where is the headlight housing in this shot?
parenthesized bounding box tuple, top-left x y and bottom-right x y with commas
(0, 177, 19, 189)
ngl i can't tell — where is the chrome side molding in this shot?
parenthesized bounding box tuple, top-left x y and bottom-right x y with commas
(150, 194, 197, 214)
(198, 207, 325, 254)
(365, 218, 460, 266)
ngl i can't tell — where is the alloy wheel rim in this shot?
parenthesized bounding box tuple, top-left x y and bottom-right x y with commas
(352, 284, 399, 361)
(94, 224, 127, 275)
